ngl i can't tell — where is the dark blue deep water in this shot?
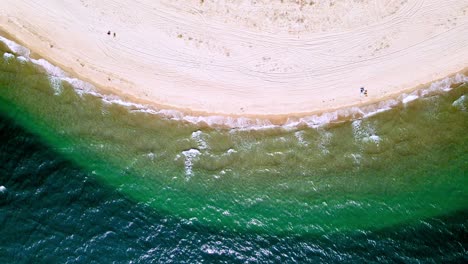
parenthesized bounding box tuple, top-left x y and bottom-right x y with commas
(0, 112, 467, 263)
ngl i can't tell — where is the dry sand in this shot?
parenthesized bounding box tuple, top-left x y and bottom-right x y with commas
(1, 0, 467, 118)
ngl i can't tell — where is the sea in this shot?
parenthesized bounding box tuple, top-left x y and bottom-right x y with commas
(0, 36, 467, 263)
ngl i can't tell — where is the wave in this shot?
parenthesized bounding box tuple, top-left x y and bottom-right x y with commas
(1, 35, 467, 130)
(0, 36, 30, 57)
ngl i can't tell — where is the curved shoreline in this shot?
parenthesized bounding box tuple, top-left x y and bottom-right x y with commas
(2, 33, 467, 130)
(1, 0, 467, 127)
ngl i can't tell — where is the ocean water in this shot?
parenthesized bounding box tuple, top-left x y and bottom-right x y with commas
(0, 39, 467, 262)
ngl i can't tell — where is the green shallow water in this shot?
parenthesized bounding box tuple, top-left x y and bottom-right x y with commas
(0, 39, 467, 251)
(1, 111, 465, 262)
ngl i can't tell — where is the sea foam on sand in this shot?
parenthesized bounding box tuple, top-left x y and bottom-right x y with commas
(2, 0, 467, 118)
(1, 36, 467, 130)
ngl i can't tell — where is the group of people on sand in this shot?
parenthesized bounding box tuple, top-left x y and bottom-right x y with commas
(360, 87, 368, 97)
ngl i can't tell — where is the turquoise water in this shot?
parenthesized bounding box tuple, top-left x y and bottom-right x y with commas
(0, 39, 467, 262)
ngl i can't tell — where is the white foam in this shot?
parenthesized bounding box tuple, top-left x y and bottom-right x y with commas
(363, 107, 392, 118)
(31, 58, 65, 77)
(366, 135, 381, 144)
(402, 94, 419, 104)
(349, 153, 362, 165)
(226, 148, 237, 154)
(62, 77, 96, 94)
(294, 130, 308, 146)
(200, 244, 236, 255)
(1, 35, 466, 130)
(2, 52, 14, 60)
(352, 120, 380, 144)
(101, 96, 142, 108)
(181, 148, 201, 177)
(0, 36, 30, 57)
(131, 108, 158, 115)
(247, 218, 264, 227)
(16, 56, 28, 63)
(452, 95, 466, 111)
(156, 109, 184, 119)
(49, 76, 63, 95)
(182, 115, 275, 130)
(0, 186, 6, 193)
(352, 120, 363, 135)
(284, 98, 400, 128)
(453, 95, 466, 104)
(421, 73, 468, 96)
(146, 152, 155, 160)
(362, 99, 399, 118)
(317, 130, 332, 154)
(294, 111, 340, 128)
(191, 130, 208, 150)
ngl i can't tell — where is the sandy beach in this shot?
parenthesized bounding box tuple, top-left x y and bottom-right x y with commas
(1, 0, 467, 118)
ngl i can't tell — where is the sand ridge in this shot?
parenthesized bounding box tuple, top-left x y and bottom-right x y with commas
(1, 0, 467, 116)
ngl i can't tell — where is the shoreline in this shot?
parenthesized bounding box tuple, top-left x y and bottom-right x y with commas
(1, 0, 467, 127)
(1, 33, 467, 129)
